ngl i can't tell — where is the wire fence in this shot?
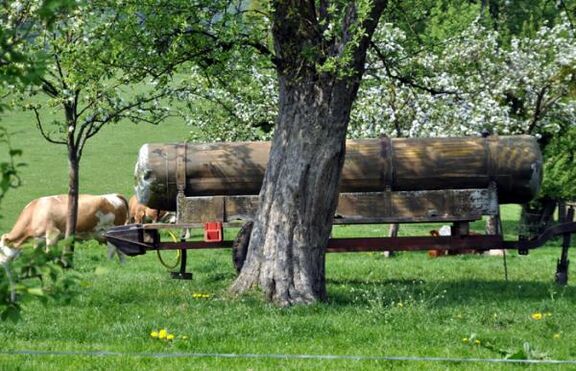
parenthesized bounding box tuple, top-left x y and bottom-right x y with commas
(2, 349, 576, 365)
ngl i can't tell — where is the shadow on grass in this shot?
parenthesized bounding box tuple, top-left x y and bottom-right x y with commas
(327, 278, 576, 308)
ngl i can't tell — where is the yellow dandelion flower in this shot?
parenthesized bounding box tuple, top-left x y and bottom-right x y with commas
(474, 339, 481, 345)
(193, 293, 211, 299)
(158, 329, 168, 339)
(167, 334, 175, 341)
(531, 312, 543, 320)
(193, 293, 210, 298)
(462, 337, 469, 343)
(553, 333, 561, 339)
(150, 331, 159, 338)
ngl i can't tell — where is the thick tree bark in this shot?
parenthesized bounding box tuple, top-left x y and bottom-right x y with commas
(230, 1, 387, 306)
(230, 77, 355, 305)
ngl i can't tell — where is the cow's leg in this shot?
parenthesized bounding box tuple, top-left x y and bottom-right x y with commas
(0, 245, 21, 265)
(106, 242, 126, 264)
(117, 249, 126, 265)
(44, 227, 61, 252)
(0, 235, 21, 264)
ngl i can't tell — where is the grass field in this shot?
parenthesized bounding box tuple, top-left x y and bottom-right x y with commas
(1, 107, 576, 370)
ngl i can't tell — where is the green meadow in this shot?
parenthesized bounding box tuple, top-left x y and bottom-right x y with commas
(1, 107, 576, 370)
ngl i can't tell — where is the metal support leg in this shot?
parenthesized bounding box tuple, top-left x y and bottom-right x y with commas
(171, 248, 193, 280)
(494, 211, 509, 282)
(171, 233, 192, 280)
(556, 207, 574, 285)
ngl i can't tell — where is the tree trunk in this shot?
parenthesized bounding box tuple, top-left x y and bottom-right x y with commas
(229, 1, 387, 306)
(64, 104, 79, 262)
(65, 151, 79, 240)
(230, 77, 361, 305)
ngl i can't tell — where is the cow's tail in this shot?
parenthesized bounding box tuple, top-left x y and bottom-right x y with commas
(114, 194, 130, 224)
(116, 193, 129, 210)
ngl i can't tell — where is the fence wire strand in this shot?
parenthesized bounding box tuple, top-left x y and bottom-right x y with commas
(1, 350, 576, 365)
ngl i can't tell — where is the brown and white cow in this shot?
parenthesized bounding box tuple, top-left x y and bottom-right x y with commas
(128, 195, 175, 224)
(0, 194, 129, 264)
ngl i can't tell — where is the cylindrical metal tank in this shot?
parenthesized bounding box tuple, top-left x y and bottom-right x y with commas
(135, 136, 542, 210)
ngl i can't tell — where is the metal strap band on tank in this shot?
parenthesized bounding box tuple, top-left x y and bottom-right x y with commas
(175, 143, 187, 223)
(380, 136, 395, 190)
(380, 137, 394, 216)
(483, 136, 495, 182)
(176, 143, 187, 194)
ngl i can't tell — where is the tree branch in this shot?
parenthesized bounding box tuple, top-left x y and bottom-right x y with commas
(347, 0, 389, 73)
(32, 107, 66, 145)
(40, 78, 60, 98)
(77, 88, 182, 151)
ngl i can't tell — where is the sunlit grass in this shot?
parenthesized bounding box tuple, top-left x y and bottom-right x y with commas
(0, 242, 575, 369)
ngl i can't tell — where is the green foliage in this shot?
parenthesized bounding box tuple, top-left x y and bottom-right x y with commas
(0, 127, 24, 206)
(1, 245, 81, 322)
(0, 0, 76, 87)
(493, 0, 574, 42)
(113, 0, 277, 142)
(464, 333, 549, 360)
(541, 126, 576, 201)
(419, 1, 482, 46)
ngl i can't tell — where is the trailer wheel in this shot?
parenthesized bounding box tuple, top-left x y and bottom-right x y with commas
(232, 221, 253, 274)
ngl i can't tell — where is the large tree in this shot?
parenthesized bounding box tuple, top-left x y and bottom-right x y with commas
(114, 0, 387, 305)
(229, 1, 388, 306)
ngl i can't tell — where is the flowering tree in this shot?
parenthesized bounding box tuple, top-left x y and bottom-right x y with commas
(184, 2, 575, 146)
(2, 1, 190, 258)
(351, 10, 576, 223)
(350, 16, 576, 140)
(184, 64, 277, 142)
(1, 0, 81, 322)
(139, 1, 575, 303)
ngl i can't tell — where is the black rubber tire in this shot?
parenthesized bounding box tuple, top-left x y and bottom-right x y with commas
(232, 221, 253, 274)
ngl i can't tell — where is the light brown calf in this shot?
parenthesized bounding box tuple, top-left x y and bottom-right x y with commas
(128, 195, 174, 224)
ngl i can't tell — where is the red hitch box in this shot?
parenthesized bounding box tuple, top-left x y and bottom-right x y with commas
(203, 221, 223, 242)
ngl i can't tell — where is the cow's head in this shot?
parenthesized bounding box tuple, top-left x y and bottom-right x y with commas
(0, 234, 20, 264)
(159, 211, 176, 224)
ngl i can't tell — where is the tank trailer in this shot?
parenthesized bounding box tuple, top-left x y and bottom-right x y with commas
(105, 136, 575, 282)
